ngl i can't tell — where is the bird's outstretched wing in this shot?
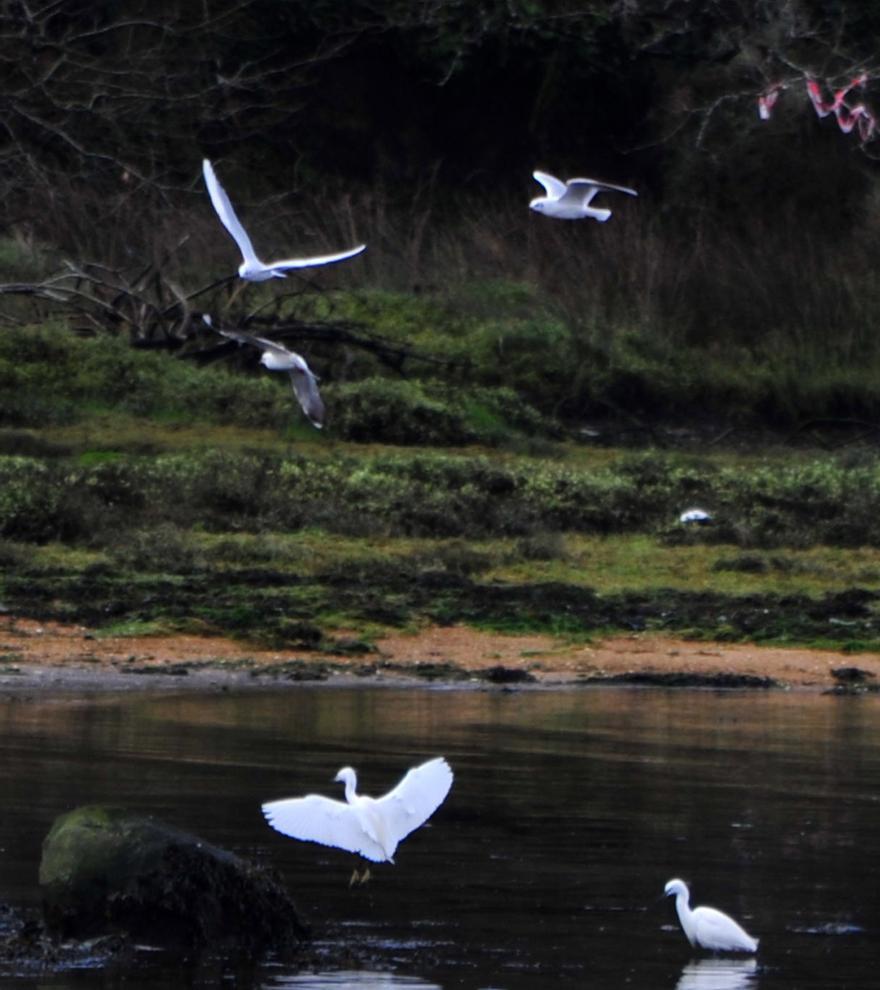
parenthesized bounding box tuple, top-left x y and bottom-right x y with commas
(215, 324, 288, 358)
(532, 171, 568, 199)
(373, 757, 453, 846)
(288, 368, 324, 428)
(266, 244, 367, 271)
(203, 159, 259, 264)
(262, 794, 388, 862)
(559, 184, 601, 209)
(566, 177, 638, 197)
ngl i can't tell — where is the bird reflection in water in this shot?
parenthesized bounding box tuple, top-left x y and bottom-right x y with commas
(675, 957, 758, 990)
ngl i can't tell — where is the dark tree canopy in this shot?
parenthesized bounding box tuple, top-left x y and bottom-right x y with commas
(1, 2, 877, 204)
(0, 1, 878, 273)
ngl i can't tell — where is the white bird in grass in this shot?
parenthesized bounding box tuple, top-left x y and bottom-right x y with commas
(202, 316, 324, 428)
(202, 159, 366, 281)
(529, 170, 637, 222)
(262, 757, 454, 883)
(664, 879, 759, 954)
(679, 508, 714, 526)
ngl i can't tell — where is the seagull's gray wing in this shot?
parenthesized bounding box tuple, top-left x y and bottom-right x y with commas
(566, 177, 638, 197)
(202, 159, 260, 265)
(288, 365, 325, 428)
(532, 170, 568, 199)
(559, 184, 601, 208)
(266, 243, 367, 271)
(215, 325, 291, 359)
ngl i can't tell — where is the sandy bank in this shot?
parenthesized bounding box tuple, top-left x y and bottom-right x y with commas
(1, 615, 879, 694)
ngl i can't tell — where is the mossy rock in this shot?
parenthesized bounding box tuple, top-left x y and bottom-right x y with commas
(39, 805, 307, 948)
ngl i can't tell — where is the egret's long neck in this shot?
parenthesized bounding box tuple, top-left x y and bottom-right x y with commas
(675, 891, 697, 947)
(343, 774, 358, 804)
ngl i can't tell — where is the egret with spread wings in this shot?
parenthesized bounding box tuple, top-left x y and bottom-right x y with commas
(202, 159, 366, 281)
(262, 758, 454, 879)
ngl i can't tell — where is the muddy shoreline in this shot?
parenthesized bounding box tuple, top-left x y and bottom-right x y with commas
(1, 615, 878, 695)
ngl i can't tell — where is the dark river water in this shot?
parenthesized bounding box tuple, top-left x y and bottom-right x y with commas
(0, 683, 877, 989)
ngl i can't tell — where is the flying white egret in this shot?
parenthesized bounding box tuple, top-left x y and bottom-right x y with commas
(262, 757, 454, 880)
(529, 170, 637, 222)
(203, 316, 324, 428)
(664, 879, 758, 954)
(202, 159, 366, 281)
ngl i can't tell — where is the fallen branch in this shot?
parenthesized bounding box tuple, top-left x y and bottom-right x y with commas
(0, 263, 460, 377)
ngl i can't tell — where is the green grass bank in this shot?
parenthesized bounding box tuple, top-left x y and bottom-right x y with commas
(1, 319, 880, 655)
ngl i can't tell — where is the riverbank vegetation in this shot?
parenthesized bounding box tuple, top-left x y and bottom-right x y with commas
(2, 325, 880, 654)
(2, 3, 880, 656)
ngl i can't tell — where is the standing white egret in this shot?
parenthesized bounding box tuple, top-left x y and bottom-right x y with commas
(205, 317, 325, 428)
(202, 159, 366, 281)
(529, 170, 637, 222)
(664, 879, 758, 953)
(262, 757, 454, 878)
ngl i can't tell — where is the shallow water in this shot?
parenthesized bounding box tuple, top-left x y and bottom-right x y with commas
(0, 684, 878, 988)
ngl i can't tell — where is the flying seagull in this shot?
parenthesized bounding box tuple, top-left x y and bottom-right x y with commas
(262, 757, 454, 883)
(202, 159, 366, 281)
(664, 879, 759, 954)
(529, 170, 637, 222)
(203, 316, 324, 428)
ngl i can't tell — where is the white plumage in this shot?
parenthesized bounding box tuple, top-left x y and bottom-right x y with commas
(202, 159, 366, 281)
(529, 170, 637, 222)
(679, 507, 714, 525)
(262, 757, 454, 864)
(664, 878, 758, 954)
(207, 319, 324, 428)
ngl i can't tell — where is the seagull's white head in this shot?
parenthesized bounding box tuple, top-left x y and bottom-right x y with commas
(529, 197, 549, 214)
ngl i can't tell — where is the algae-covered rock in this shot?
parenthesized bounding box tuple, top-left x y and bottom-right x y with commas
(39, 806, 307, 948)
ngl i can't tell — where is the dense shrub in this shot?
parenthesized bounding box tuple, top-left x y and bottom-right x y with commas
(0, 326, 295, 430)
(325, 377, 556, 446)
(2, 447, 880, 547)
(326, 379, 478, 445)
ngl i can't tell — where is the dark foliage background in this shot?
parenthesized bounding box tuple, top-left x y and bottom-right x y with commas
(4, 1, 877, 223)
